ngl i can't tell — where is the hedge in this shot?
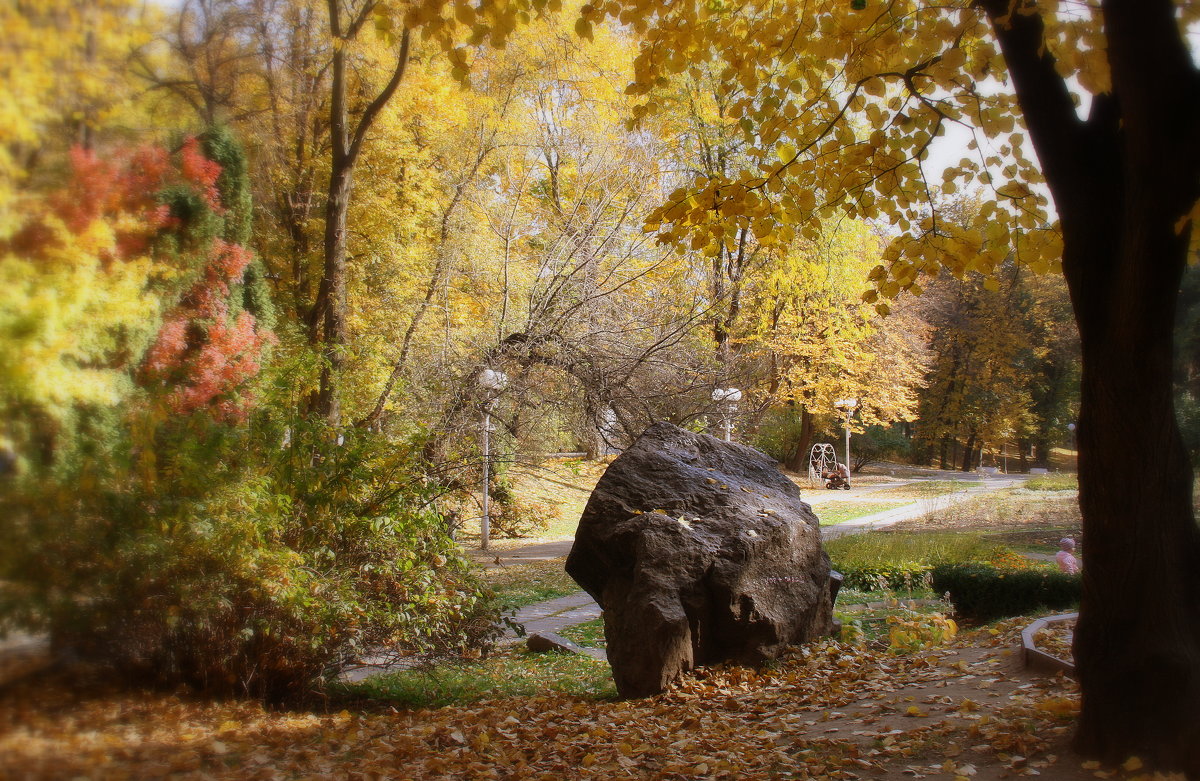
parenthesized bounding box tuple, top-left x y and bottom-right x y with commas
(931, 563, 1081, 622)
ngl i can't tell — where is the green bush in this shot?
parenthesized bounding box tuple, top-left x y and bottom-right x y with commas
(931, 563, 1080, 622)
(834, 562, 934, 592)
(851, 424, 912, 470)
(0, 413, 501, 702)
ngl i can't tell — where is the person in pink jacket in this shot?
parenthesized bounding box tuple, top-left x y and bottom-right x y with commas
(1056, 537, 1080, 574)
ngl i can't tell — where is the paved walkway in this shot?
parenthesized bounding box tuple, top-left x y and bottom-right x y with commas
(0, 631, 51, 687)
(506, 593, 606, 660)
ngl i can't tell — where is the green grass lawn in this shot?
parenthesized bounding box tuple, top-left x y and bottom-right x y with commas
(815, 500, 909, 526)
(558, 617, 605, 649)
(825, 530, 994, 568)
(336, 648, 616, 708)
(485, 558, 580, 612)
(1023, 473, 1079, 491)
(505, 458, 605, 539)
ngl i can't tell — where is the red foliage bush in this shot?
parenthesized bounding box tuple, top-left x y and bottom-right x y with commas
(143, 237, 275, 423)
(179, 136, 223, 213)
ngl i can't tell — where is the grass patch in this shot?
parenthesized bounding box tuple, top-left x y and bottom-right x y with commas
(815, 500, 910, 526)
(826, 530, 993, 567)
(889, 487, 1082, 545)
(1024, 473, 1079, 491)
(826, 530, 997, 590)
(484, 558, 581, 612)
(1008, 542, 1060, 556)
(506, 459, 606, 539)
(456, 458, 606, 545)
(558, 617, 605, 649)
(337, 648, 616, 708)
(836, 585, 938, 605)
(863, 480, 981, 500)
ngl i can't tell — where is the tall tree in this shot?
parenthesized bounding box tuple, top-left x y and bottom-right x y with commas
(747, 218, 926, 471)
(915, 261, 1036, 471)
(309, 1, 411, 426)
(987, 4, 1200, 768)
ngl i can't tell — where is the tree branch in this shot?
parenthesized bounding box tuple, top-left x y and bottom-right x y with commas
(974, 0, 1093, 224)
(347, 27, 411, 164)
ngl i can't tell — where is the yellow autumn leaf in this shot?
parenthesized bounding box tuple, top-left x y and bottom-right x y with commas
(1121, 756, 1143, 772)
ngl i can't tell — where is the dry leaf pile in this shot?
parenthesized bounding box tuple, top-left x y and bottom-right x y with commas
(0, 621, 1168, 780)
(1032, 620, 1075, 663)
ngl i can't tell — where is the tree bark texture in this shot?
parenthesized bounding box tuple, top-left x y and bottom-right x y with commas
(982, 0, 1200, 771)
(959, 433, 975, 473)
(311, 3, 410, 427)
(784, 407, 814, 473)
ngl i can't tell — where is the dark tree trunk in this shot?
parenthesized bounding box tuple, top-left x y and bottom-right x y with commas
(1016, 438, 1029, 473)
(784, 407, 815, 473)
(939, 435, 950, 470)
(1032, 437, 1051, 469)
(982, 0, 1200, 771)
(313, 165, 353, 426)
(959, 433, 975, 472)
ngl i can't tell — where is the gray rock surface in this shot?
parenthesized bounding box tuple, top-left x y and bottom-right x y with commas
(565, 422, 835, 698)
(527, 631, 588, 656)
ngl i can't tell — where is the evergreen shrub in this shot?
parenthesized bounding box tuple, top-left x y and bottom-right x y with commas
(931, 563, 1081, 622)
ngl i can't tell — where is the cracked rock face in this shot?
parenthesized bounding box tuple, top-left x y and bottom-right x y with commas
(566, 422, 835, 698)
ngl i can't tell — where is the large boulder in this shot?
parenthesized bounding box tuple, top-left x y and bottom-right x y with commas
(566, 422, 835, 698)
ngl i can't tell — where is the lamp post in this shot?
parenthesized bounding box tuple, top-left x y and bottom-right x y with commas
(833, 398, 858, 473)
(712, 387, 742, 442)
(478, 368, 508, 552)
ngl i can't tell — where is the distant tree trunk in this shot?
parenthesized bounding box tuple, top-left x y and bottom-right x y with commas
(784, 407, 814, 473)
(1017, 438, 1030, 473)
(983, 0, 1200, 770)
(939, 436, 950, 470)
(959, 433, 975, 472)
(313, 164, 352, 425)
(1032, 437, 1051, 469)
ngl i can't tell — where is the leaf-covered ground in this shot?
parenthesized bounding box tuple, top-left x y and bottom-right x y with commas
(1, 620, 1170, 780)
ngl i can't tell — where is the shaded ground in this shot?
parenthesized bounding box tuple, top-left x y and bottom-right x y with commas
(0, 620, 1123, 780)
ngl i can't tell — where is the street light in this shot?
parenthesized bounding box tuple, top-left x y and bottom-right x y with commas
(833, 398, 858, 474)
(478, 368, 508, 552)
(712, 387, 742, 442)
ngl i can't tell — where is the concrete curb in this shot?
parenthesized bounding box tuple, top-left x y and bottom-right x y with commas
(1021, 612, 1077, 677)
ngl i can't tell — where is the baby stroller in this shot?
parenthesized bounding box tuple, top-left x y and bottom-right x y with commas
(822, 463, 851, 490)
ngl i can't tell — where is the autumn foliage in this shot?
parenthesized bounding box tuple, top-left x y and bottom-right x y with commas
(1, 127, 495, 701)
(143, 238, 274, 422)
